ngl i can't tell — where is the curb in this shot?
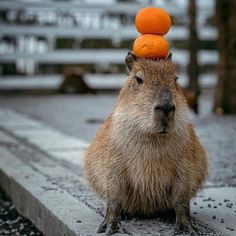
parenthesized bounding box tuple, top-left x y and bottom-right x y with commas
(0, 147, 103, 236)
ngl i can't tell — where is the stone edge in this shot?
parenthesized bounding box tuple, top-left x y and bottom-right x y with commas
(0, 147, 103, 236)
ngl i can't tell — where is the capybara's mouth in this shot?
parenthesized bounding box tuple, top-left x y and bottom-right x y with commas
(158, 131, 168, 134)
(158, 128, 168, 134)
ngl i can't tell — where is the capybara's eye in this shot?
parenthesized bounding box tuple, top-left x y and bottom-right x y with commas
(135, 76, 143, 84)
(175, 76, 179, 81)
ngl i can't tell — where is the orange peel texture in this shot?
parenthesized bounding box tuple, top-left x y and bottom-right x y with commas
(135, 7, 171, 35)
(133, 34, 169, 58)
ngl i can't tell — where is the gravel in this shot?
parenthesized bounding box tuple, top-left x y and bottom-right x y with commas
(0, 191, 43, 236)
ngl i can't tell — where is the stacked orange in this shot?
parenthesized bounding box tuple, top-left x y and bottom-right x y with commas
(133, 7, 171, 58)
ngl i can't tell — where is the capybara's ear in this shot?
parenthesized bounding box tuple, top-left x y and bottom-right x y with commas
(166, 52, 172, 61)
(125, 51, 137, 73)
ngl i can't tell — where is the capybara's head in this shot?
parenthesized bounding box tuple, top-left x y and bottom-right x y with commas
(113, 52, 189, 136)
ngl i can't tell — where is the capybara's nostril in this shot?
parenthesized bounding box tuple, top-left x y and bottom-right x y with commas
(154, 103, 175, 115)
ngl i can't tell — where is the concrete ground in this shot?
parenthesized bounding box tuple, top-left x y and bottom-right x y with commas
(0, 91, 236, 236)
(0, 191, 43, 236)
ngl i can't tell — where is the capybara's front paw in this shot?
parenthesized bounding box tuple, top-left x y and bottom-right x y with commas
(97, 222, 107, 233)
(97, 219, 125, 235)
(175, 222, 199, 236)
(106, 222, 121, 236)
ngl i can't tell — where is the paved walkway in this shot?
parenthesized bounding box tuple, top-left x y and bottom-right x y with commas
(0, 108, 236, 236)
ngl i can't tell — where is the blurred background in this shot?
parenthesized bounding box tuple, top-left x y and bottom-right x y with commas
(0, 0, 235, 140)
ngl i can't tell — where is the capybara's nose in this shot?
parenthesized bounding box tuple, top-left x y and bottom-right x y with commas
(154, 103, 175, 115)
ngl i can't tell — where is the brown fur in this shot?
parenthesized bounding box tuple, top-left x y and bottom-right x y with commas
(84, 56, 207, 235)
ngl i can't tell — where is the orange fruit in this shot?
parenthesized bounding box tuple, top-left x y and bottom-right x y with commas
(135, 7, 171, 35)
(133, 34, 169, 58)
